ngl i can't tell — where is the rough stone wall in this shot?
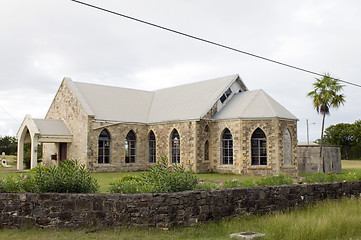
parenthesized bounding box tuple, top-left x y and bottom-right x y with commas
(212, 120, 242, 174)
(279, 120, 298, 176)
(240, 119, 280, 176)
(43, 80, 90, 167)
(194, 120, 212, 173)
(208, 119, 297, 176)
(1, 181, 360, 229)
(88, 121, 198, 172)
(298, 145, 342, 173)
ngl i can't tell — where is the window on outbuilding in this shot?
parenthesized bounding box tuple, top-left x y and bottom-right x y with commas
(251, 128, 267, 165)
(125, 130, 136, 163)
(171, 129, 180, 164)
(204, 140, 210, 161)
(98, 129, 110, 164)
(149, 131, 156, 163)
(222, 128, 233, 164)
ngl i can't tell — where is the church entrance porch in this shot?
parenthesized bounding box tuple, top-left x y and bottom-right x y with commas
(17, 115, 72, 170)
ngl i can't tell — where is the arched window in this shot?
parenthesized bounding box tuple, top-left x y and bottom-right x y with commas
(98, 129, 110, 164)
(251, 128, 267, 165)
(171, 129, 180, 164)
(204, 140, 210, 161)
(149, 131, 156, 163)
(222, 128, 233, 165)
(283, 130, 292, 166)
(204, 125, 210, 133)
(125, 130, 136, 163)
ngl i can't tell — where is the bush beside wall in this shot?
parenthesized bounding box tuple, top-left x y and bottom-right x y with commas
(0, 181, 360, 229)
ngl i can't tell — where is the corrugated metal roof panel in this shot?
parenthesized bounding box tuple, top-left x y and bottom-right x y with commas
(147, 75, 238, 122)
(33, 119, 72, 136)
(73, 82, 154, 123)
(213, 89, 298, 120)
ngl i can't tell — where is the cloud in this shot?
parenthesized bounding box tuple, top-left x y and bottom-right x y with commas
(0, 0, 360, 142)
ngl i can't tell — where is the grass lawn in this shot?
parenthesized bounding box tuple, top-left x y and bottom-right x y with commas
(0, 197, 360, 240)
(0, 155, 17, 172)
(342, 159, 361, 169)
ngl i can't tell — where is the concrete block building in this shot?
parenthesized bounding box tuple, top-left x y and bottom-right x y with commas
(17, 74, 298, 176)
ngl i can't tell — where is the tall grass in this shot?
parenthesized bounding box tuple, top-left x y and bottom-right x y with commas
(0, 198, 359, 240)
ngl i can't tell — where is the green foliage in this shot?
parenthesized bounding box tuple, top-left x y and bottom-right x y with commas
(0, 159, 99, 193)
(23, 142, 43, 169)
(0, 173, 37, 193)
(109, 157, 199, 193)
(108, 174, 145, 194)
(303, 171, 361, 183)
(256, 174, 294, 186)
(0, 136, 17, 155)
(238, 174, 294, 187)
(140, 156, 199, 193)
(307, 73, 346, 116)
(33, 159, 99, 193)
(196, 178, 243, 190)
(324, 120, 361, 159)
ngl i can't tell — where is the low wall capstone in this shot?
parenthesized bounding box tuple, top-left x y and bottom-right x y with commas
(0, 181, 360, 229)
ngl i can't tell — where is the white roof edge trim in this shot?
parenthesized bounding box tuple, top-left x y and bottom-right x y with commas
(212, 117, 299, 122)
(92, 118, 203, 129)
(65, 78, 95, 117)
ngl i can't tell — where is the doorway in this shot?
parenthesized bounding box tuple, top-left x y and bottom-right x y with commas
(59, 143, 67, 161)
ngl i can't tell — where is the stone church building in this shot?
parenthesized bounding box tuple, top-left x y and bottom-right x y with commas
(17, 74, 298, 176)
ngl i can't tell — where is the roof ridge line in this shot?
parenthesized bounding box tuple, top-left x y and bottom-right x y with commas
(145, 91, 156, 122)
(200, 74, 240, 118)
(237, 90, 262, 118)
(259, 90, 278, 117)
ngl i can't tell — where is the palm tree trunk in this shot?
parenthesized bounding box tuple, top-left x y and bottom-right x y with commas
(320, 112, 326, 172)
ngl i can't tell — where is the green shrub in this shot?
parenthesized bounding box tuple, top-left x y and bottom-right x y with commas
(109, 157, 199, 194)
(33, 159, 99, 193)
(108, 175, 146, 193)
(241, 179, 257, 188)
(140, 156, 199, 193)
(0, 174, 37, 193)
(256, 174, 294, 186)
(0, 175, 21, 192)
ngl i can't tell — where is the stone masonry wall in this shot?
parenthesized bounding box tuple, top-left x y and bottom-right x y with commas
(0, 181, 360, 229)
(210, 119, 298, 176)
(88, 118, 297, 175)
(43, 79, 90, 167)
(89, 121, 198, 172)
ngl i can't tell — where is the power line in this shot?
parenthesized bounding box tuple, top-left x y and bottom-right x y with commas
(70, 0, 361, 88)
(0, 105, 20, 123)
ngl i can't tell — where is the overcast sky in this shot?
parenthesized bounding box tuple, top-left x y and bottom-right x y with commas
(1, 0, 360, 143)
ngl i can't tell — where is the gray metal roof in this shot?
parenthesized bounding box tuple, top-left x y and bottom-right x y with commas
(70, 75, 240, 123)
(213, 89, 298, 120)
(72, 81, 153, 123)
(147, 75, 239, 123)
(66, 75, 296, 123)
(33, 119, 72, 136)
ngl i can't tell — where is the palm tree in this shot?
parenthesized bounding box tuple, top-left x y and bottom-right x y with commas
(307, 73, 345, 172)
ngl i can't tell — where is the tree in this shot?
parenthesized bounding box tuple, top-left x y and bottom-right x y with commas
(323, 123, 354, 159)
(307, 73, 346, 171)
(0, 136, 17, 155)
